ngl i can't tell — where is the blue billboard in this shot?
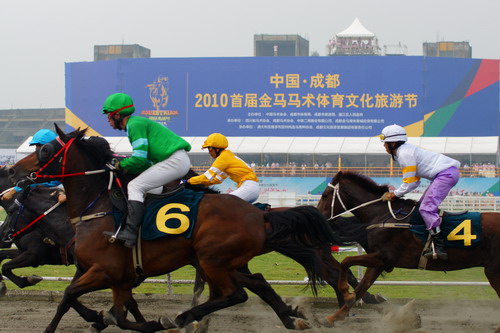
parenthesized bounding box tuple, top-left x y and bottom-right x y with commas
(65, 56, 499, 137)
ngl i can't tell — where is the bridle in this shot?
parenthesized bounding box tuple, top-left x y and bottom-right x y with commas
(24, 136, 106, 185)
(325, 182, 415, 222)
(17, 135, 119, 224)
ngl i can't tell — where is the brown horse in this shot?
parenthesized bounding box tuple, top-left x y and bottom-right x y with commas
(9, 127, 337, 333)
(317, 171, 500, 327)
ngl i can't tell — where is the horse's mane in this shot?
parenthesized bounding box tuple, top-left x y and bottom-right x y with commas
(334, 171, 389, 196)
(66, 129, 114, 166)
(184, 183, 221, 194)
(335, 171, 418, 206)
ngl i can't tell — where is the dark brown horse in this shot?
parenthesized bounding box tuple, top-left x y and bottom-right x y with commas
(9, 127, 338, 333)
(317, 171, 500, 327)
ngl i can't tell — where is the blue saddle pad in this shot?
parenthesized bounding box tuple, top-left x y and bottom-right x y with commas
(140, 188, 205, 240)
(409, 211, 482, 248)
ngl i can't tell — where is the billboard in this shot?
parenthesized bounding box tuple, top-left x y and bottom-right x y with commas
(65, 56, 499, 137)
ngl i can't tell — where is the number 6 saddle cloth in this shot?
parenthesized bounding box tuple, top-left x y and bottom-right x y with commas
(409, 211, 482, 248)
(113, 188, 205, 240)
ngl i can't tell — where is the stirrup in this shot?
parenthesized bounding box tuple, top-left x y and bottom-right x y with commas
(103, 231, 118, 243)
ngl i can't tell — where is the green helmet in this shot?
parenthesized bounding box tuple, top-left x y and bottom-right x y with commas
(102, 93, 135, 116)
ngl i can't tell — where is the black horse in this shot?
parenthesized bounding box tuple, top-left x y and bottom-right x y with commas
(0, 167, 75, 293)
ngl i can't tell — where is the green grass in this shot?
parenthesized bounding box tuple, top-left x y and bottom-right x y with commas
(2, 251, 496, 300)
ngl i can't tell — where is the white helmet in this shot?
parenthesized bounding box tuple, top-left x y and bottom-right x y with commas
(380, 124, 408, 142)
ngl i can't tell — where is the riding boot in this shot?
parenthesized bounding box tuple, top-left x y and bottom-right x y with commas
(112, 200, 144, 248)
(423, 227, 448, 260)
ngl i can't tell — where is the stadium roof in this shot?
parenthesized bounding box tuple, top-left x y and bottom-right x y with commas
(16, 136, 499, 156)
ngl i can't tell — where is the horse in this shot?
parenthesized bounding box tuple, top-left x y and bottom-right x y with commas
(0, 168, 149, 332)
(182, 181, 386, 308)
(1, 166, 324, 333)
(316, 170, 500, 327)
(0, 166, 75, 293)
(8, 126, 339, 333)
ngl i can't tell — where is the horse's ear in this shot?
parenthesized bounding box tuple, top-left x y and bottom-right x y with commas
(332, 171, 343, 184)
(54, 123, 67, 141)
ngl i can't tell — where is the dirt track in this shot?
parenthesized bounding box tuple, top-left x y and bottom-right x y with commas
(0, 290, 499, 332)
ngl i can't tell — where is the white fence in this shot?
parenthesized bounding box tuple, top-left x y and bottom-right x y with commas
(296, 195, 500, 212)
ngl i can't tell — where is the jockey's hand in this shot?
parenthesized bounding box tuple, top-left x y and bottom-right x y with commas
(51, 189, 67, 203)
(104, 158, 120, 172)
(57, 192, 67, 203)
(1, 188, 16, 201)
(381, 192, 396, 201)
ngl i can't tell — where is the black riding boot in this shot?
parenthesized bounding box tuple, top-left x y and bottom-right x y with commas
(113, 200, 144, 248)
(423, 227, 448, 260)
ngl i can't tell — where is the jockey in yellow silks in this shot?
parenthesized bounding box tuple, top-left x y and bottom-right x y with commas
(188, 133, 260, 203)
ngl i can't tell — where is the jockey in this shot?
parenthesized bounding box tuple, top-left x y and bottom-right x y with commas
(379, 124, 460, 260)
(2, 129, 65, 203)
(188, 133, 260, 203)
(102, 92, 191, 248)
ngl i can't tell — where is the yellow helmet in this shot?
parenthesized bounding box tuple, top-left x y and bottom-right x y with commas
(202, 133, 228, 149)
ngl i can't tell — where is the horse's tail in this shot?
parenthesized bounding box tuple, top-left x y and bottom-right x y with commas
(329, 215, 370, 250)
(263, 206, 337, 295)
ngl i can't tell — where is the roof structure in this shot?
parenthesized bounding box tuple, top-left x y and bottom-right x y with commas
(336, 18, 375, 37)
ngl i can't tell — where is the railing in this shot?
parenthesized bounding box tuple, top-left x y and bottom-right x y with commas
(190, 166, 500, 178)
(295, 195, 500, 212)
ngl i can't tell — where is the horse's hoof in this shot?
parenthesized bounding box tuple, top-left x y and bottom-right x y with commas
(102, 311, 117, 326)
(326, 311, 347, 326)
(375, 293, 388, 303)
(0, 282, 6, 297)
(294, 318, 312, 330)
(27, 275, 43, 285)
(86, 326, 101, 333)
(160, 316, 178, 330)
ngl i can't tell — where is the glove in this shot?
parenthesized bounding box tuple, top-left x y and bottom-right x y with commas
(179, 179, 188, 186)
(1, 188, 17, 201)
(104, 158, 120, 172)
(381, 192, 396, 201)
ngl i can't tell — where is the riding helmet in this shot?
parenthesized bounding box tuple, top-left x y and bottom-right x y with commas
(29, 129, 57, 146)
(202, 133, 228, 149)
(102, 93, 135, 116)
(380, 124, 408, 142)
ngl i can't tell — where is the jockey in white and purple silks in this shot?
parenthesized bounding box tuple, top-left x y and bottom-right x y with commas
(379, 124, 460, 260)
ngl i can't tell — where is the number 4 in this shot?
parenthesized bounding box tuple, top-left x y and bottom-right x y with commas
(447, 219, 477, 246)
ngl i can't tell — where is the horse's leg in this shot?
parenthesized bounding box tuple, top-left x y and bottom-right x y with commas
(0, 249, 19, 296)
(44, 267, 114, 333)
(185, 269, 207, 333)
(234, 268, 311, 330)
(484, 264, 500, 297)
(2, 251, 45, 288)
(108, 286, 166, 333)
(173, 268, 248, 328)
(318, 248, 384, 307)
(326, 254, 385, 325)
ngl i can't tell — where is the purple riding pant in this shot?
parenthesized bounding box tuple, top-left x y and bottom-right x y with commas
(419, 166, 460, 230)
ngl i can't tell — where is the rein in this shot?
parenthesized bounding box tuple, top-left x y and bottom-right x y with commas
(5, 200, 62, 241)
(326, 183, 416, 225)
(27, 137, 106, 182)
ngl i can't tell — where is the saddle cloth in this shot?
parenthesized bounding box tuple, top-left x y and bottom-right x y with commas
(409, 211, 482, 248)
(115, 188, 205, 240)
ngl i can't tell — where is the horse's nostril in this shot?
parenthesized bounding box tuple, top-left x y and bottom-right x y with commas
(8, 168, 15, 176)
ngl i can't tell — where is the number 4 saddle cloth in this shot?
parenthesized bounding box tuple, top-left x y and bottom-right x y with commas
(409, 211, 482, 248)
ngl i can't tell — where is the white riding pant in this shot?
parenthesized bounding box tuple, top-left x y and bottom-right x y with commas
(230, 180, 260, 203)
(128, 150, 191, 202)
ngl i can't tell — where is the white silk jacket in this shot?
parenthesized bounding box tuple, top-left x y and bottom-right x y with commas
(393, 143, 460, 197)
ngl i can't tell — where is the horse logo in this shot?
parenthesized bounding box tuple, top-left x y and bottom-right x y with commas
(146, 76, 169, 110)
